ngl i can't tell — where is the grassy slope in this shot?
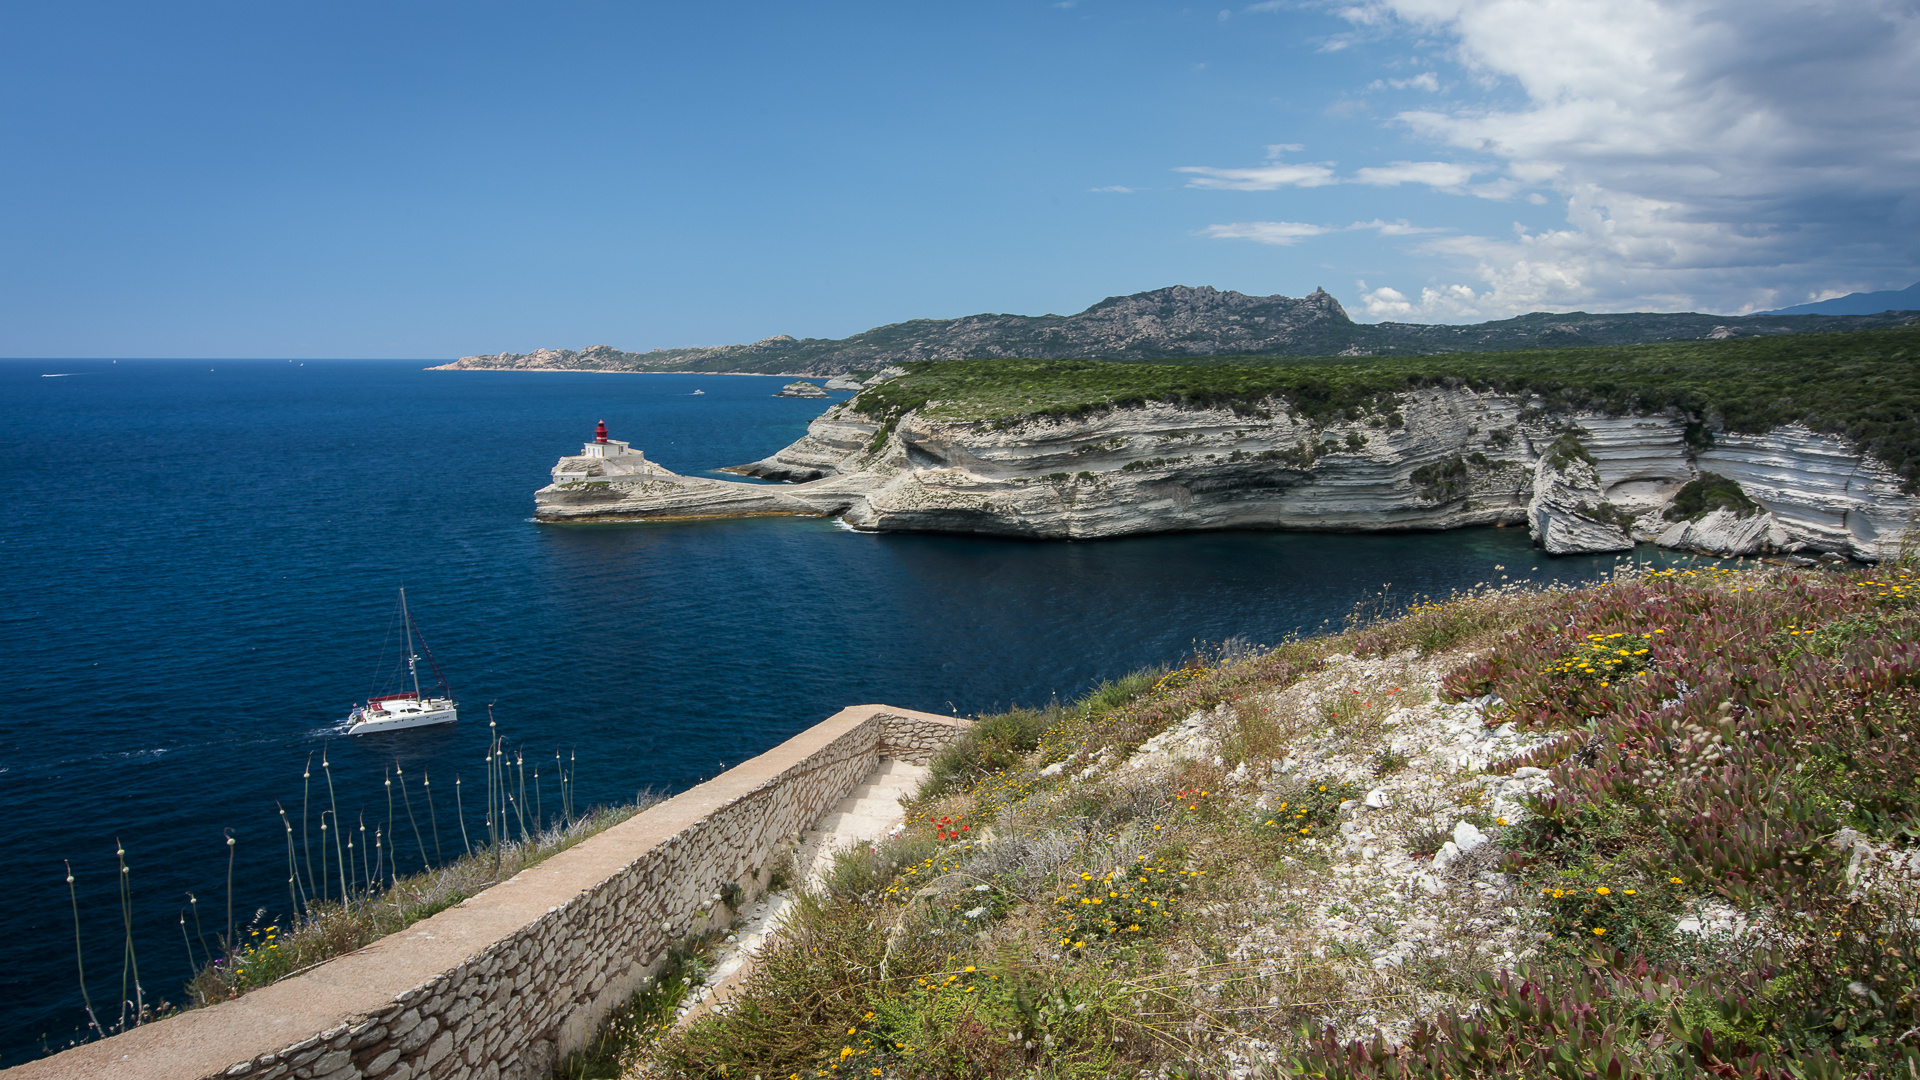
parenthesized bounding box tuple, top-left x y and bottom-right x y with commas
(621, 565, 1920, 1080)
(848, 327, 1920, 488)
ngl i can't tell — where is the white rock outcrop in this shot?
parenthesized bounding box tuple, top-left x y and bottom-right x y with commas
(1528, 442, 1634, 556)
(535, 391, 1917, 560)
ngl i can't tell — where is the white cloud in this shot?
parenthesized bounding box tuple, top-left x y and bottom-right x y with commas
(1177, 161, 1340, 190)
(1351, 160, 1478, 189)
(1349, 218, 1451, 236)
(1331, 0, 1920, 316)
(1366, 72, 1440, 91)
(1090, 185, 1137, 193)
(1201, 221, 1335, 244)
(1359, 282, 1485, 320)
(1202, 218, 1453, 245)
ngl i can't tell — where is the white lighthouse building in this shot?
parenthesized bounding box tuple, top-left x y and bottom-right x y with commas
(551, 420, 664, 485)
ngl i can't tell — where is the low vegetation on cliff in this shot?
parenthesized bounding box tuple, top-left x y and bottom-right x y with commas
(615, 560, 1920, 1079)
(848, 327, 1920, 488)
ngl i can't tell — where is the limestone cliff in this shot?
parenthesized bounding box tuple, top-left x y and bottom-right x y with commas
(536, 389, 1917, 559)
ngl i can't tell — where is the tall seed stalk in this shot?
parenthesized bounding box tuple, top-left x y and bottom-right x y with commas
(357, 815, 371, 898)
(424, 770, 444, 865)
(383, 765, 395, 887)
(300, 753, 315, 904)
(188, 891, 210, 967)
(455, 775, 470, 856)
(277, 804, 306, 920)
(223, 829, 236, 954)
(65, 861, 103, 1038)
(397, 765, 428, 873)
(322, 747, 346, 905)
(115, 840, 143, 1028)
(514, 750, 528, 841)
(177, 908, 196, 978)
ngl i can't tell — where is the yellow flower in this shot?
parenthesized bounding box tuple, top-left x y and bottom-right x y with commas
(1669, 876, 1683, 884)
(1592, 928, 1606, 935)
(841, 1048, 854, 1059)
(1596, 887, 1610, 895)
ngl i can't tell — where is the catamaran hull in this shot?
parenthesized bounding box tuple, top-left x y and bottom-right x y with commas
(347, 704, 458, 735)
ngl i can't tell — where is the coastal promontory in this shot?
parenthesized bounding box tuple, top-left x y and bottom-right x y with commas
(534, 328, 1920, 561)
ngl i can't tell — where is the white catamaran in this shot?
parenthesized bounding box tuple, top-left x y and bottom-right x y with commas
(346, 587, 458, 735)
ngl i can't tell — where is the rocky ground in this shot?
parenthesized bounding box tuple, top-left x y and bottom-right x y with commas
(598, 564, 1920, 1079)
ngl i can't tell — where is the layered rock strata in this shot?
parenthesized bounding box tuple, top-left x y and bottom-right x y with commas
(535, 393, 1917, 560)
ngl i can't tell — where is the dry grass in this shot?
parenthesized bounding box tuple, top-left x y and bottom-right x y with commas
(611, 565, 1920, 1079)
(190, 802, 652, 1005)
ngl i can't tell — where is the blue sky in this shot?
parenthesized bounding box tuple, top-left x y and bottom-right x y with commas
(3, 1, 1915, 357)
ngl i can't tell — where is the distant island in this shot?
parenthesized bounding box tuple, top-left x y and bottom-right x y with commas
(1763, 279, 1920, 316)
(434, 284, 1919, 377)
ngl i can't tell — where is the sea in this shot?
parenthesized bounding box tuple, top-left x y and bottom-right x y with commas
(0, 358, 1704, 1063)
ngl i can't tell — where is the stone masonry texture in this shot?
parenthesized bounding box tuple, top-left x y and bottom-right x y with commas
(9, 706, 969, 1080)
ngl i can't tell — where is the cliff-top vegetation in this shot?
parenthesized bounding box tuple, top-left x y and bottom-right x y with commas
(847, 327, 1920, 488)
(609, 559, 1920, 1080)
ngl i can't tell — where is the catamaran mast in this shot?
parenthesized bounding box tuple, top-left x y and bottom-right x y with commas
(401, 586, 424, 700)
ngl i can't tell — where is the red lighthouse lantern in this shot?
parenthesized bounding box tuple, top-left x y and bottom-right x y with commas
(594, 420, 609, 444)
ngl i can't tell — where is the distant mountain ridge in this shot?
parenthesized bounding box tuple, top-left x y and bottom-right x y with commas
(1763, 281, 1920, 316)
(436, 285, 1920, 376)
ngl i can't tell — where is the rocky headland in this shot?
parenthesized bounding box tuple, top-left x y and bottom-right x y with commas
(534, 329, 1920, 561)
(433, 285, 1918, 377)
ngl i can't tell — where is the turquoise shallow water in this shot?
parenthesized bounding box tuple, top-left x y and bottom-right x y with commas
(0, 359, 1696, 1061)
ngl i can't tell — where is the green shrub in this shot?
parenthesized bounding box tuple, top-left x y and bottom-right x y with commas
(1664, 471, 1760, 520)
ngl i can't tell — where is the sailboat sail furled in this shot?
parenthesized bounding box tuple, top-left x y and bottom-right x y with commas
(347, 588, 459, 735)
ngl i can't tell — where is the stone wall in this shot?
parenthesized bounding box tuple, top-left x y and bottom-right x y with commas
(12, 705, 969, 1080)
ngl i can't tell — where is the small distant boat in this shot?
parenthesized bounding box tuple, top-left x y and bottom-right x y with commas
(347, 588, 457, 735)
(691, 389, 705, 395)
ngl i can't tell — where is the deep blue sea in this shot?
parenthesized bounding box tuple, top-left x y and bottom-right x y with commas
(0, 358, 1703, 1062)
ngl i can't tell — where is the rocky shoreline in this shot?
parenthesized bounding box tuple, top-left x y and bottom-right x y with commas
(534, 381, 1915, 561)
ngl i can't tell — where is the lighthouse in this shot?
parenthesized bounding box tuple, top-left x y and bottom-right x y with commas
(581, 419, 637, 459)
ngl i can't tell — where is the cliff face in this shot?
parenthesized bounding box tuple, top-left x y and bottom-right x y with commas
(535, 391, 1916, 559)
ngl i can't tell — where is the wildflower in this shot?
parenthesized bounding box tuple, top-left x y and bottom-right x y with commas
(1596, 887, 1610, 896)
(1593, 928, 1606, 935)
(1670, 876, 1683, 884)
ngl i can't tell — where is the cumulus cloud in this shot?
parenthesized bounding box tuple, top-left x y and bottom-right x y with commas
(1334, 0, 1920, 316)
(1359, 282, 1485, 321)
